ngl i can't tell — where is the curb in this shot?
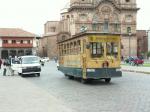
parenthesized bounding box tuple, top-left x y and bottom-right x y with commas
(122, 69, 150, 74)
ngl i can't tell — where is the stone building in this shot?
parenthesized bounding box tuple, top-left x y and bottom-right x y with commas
(148, 30, 150, 52)
(40, 21, 59, 59)
(58, 0, 139, 57)
(42, 0, 139, 58)
(0, 28, 38, 59)
(136, 30, 148, 57)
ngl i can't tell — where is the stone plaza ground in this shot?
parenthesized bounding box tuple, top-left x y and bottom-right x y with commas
(0, 61, 150, 112)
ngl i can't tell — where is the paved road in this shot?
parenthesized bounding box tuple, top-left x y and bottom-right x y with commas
(24, 61, 150, 112)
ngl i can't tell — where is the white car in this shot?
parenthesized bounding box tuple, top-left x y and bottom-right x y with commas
(11, 55, 41, 77)
(40, 57, 50, 62)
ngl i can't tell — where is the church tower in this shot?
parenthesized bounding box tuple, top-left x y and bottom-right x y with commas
(119, 0, 139, 57)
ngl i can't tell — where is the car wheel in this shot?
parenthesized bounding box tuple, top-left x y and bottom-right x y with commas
(68, 75, 74, 79)
(21, 74, 25, 77)
(18, 73, 22, 76)
(81, 79, 88, 84)
(105, 78, 111, 83)
(37, 73, 40, 77)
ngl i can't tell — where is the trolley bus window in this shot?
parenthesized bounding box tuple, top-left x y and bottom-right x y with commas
(106, 42, 118, 58)
(90, 42, 104, 58)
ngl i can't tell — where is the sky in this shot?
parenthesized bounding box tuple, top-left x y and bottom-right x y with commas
(0, 0, 149, 35)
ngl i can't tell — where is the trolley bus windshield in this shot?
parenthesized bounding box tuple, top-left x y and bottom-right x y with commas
(106, 42, 118, 58)
(90, 42, 118, 58)
(90, 42, 104, 58)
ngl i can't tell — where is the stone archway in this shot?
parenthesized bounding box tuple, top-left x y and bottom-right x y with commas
(1, 50, 8, 59)
(10, 50, 17, 58)
(18, 50, 24, 56)
(25, 49, 32, 55)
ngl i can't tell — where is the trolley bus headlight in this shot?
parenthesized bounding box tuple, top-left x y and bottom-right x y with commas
(116, 68, 121, 72)
(87, 69, 95, 72)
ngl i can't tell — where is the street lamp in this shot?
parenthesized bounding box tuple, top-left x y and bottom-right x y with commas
(128, 32, 131, 57)
(42, 46, 45, 57)
(127, 27, 132, 57)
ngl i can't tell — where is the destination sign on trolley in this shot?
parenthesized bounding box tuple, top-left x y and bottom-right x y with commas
(88, 35, 119, 42)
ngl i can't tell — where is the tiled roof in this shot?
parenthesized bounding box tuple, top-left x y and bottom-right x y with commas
(0, 28, 38, 37)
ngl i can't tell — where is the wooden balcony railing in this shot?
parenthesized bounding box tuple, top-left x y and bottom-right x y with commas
(2, 43, 33, 48)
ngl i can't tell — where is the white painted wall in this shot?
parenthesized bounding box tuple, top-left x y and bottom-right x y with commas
(33, 38, 37, 47)
(148, 31, 150, 52)
(0, 38, 2, 47)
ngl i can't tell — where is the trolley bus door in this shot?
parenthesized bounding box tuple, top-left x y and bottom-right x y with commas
(82, 39, 87, 79)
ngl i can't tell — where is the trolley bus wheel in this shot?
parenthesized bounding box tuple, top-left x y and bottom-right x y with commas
(68, 75, 74, 79)
(105, 78, 111, 83)
(64, 74, 68, 77)
(81, 79, 88, 84)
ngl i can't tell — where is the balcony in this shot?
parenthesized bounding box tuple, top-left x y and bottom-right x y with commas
(3, 43, 33, 48)
(119, 4, 138, 10)
(69, 2, 94, 11)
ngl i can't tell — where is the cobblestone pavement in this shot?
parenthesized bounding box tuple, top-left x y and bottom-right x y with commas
(26, 61, 150, 112)
(1, 61, 150, 112)
(0, 68, 74, 112)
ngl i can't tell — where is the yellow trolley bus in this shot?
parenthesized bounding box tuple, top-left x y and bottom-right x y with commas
(57, 33, 122, 83)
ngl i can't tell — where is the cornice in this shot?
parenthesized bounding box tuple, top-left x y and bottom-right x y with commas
(95, 0, 120, 11)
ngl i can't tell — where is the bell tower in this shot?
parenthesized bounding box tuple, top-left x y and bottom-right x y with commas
(120, 0, 139, 57)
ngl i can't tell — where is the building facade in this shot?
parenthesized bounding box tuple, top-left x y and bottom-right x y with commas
(148, 30, 150, 52)
(0, 28, 38, 59)
(58, 0, 139, 57)
(42, 0, 139, 58)
(40, 21, 59, 59)
(136, 30, 148, 57)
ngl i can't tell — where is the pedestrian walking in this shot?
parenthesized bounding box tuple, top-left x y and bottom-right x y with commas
(8, 57, 14, 76)
(3, 58, 11, 76)
(54, 57, 58, 63)
(0, 58, 2, 69)
(3, 62, 7, 76)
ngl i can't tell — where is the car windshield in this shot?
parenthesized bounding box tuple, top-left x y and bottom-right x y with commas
(22, 57, 39, 64)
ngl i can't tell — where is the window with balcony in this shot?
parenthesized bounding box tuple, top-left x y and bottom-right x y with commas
(51, 27, 56, 32)
(127, 27, 131, 34)
(12, 40, 16, 44)
(20, 40, 23, 44)
(3, 40, 8, 44)
(92, 24, 99, 31)
(27, 40, 30, 44)
(125, 15, 132, 23)
(79, 14, 87, 21)
(103, 20, 109, 32)
(114, 24, 119, 32)
(126, 0, 130, 2)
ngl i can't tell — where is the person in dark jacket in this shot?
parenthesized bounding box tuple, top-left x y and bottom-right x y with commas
(3, 62, 7, 76)
(0, 58, 2, 69)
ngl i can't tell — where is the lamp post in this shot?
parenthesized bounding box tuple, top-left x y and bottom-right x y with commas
(42, 46, 45, 57)
(128, 32, 131, 57)
(127, 28, 132, 57)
